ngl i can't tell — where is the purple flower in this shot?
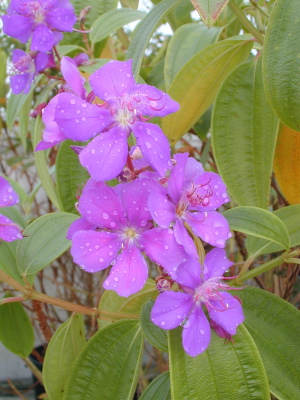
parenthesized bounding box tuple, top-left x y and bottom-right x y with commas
(148, 153, 231, 254)
(10, 49, 52, 94)
(0, 177, 23, 242)
(151, 248, 244, 357)
(68, 178, 188, 297)
(54, 59, 179, 181)
(2, 0, 76, 52)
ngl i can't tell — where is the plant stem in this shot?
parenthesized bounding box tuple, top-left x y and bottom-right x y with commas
(228, 0, 264, 45)
(22, 357, 44, 385)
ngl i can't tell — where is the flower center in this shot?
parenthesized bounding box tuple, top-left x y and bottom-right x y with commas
(125, 228, 137, 238)
(116, 107, 135, 127)
(186, 181, 213, 208)
(14, 55, 35, 74)
(193, 277, 231, 310)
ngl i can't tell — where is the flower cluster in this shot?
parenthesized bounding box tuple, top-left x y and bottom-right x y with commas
(0, 177, 23, 242)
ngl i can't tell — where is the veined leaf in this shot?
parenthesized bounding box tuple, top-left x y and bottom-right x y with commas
(190, 0, 229, 27)
(139, 371, 171, 400)
(162, 39, 252, 146)
(223, 206, 290, 249)
(262, 0, 300, 131)
(168, 324, 269, 399)
(212, 57, 278, 209)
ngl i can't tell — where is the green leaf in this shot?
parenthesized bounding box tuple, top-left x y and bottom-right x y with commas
(139, 371, 171, 400)
(0, 50, 8, 99)
(79, 58, 109, 74)
(223, 206, 291, 249)
(33, 116, 61, 210)
(238, 287, 300, 400)
(56, 45, 87, 56)
(98, 279, 157, 329)
(43, 314, 86, 400)
(0, 241, 26, 285)
(247, 205, 300, 256)
(90, 9, 146, 45)
(164, 23, 222, 89)
(168, 324, 269, 399)
(0, 298, 34, 358)
(16, 212, 78, 276)
(162, 39, 253, 146)
(126, 0, 182, 77)
(262, 0, 300, 132)
(140, 299, 168, 352)
(18, 91, 33, 151)
(212, 57, 278, 209)
(63, 320, 143, 400)
(191, 0, 230, 27)
(56, 140, 89, 214)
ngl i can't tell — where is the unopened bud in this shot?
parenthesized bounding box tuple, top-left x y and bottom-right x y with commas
(79, 6, 92, 24)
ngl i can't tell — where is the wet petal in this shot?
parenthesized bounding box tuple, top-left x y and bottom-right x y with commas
(194, 172, 230, 211)
(148, 189, 175, 228)
(79, 127, 128, 181)
(183, 157, 204, 184)
(103, 246, 148, 297)
(41, 96, 68, 145)
(66, 217, 97, 240)
(0, 177, 19, 207)
(185, 211, 231, 248)
(89, 60, 135, 101)
(151, 291, 193, 329)
(31, 24, 55, 52)
(175, 256, 201, 290)
(46, 6, 76, 32)
(71, 230, 121, 273)
(139, 227, 188, 277)
(10, 74, 32, 94)
(34, 51, 50, 72)
(168, 153, 188, 203)
(0, 215, 22, 242)
(78, 186, 125, 229)
(182, 306, 211, 357)
(55, 93, 113, 141)
(61, 56, 85, 99)
(1, 14, 33, 43)
(208, 292, 244, 336)
(203, 248, 233, 281)
(131, 83, 180, 117)
(132, 122, 171, 177)
(173, 218, 197, 258)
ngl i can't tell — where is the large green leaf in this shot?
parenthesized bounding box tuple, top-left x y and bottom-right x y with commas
(190, 0, 230, 27)
(161, 39, 252, 146)
(16, 212, 78, 276)
(0, 298, 34, 358)
(140, 299, 168, 352)
(56, 140, 89, 214)
(0, 241, 27, 286)
(98, 279, 157, 328)
(139, 371, 171, 400)
(0, 50, 8, 100)
(168, 324, 269, 399)
(43, 314, 86, 400)
(212, 57, 278, 209)
(126, 0, 181, 77)
(223, 206, 290, 249)
(164, 23, 222, 89)
(90, 9, 146, 45)
(247, 205, 300, 256)
(262, 0, 300, 131)
(238, 287, 300, 400)
(63, 320, 143, 400)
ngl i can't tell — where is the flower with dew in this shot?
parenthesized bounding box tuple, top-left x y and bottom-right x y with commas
(68, 178, 188, 297)
(53, 59, 179, 181)
(2, 0, 76, 52)
(10, 49, 54, 94)
(148, 152, 231, 255)
(0, 177, 23, 242)
(151, 248, 244, 357)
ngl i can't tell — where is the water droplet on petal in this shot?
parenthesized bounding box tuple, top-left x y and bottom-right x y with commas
(160, 321, 166, 326)
(102, 212, 109, 220)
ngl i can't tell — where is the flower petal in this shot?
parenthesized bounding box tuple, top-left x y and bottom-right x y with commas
(31, 24, 55, 52)
(45, 6, 76, 32)
(183, 157, 204, 184)
(175, 256, 201, 290)
(0, 177, 19, 207)
(103, 246, 148, 297)
(1, 14, 33, 43)
(89, 59, 135, 101)
(168, 153, 188, 203)
(208, 292, 244, 336)
(182, 306, 211, 357)
(151, 291, 193, 329)
(55, 93, 113, 141)
(61, 56, 85, 99)
(203, 248, 233, 281)
(194, 172, 230, 211)
(34, 51, 50, 72)
(185, 211, 231, 248)
(173, 218, 197, 258)
(132, 122, 171, 177)
(0, 215, 22, 242)
(79, 127, 128, 181)
(10, 74, 32, 95)
(148, 189, 175, 228)
(41, 95, 68, 145)
(71, 230, 121, 273)
(66, 217, 97, 240)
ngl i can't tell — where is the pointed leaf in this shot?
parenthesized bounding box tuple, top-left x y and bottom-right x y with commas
(43, 314, 86, 400)
(168, 324, 269, 399)
(162, 39, 253, 146)
(139, 371, 171, 400)
(263, 0, 300, 131)
(17, 212, 78, 276)
(0, 298, 34, 358)
(238, 287, 300, 400)
(190, 0, 230, 27)
(63, 320, 143, 400)
(223, 206, 290, 249)
(212, 57, 278, 209)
